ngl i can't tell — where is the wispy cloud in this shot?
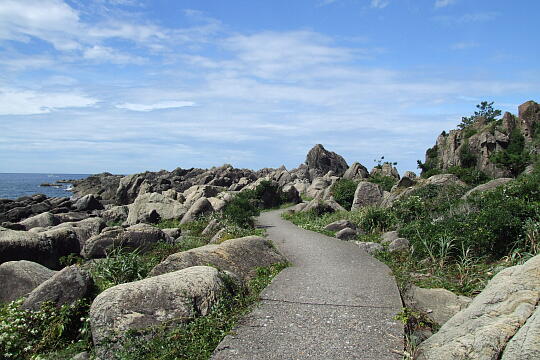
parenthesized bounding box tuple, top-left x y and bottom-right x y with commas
(434, 12, 499, 24)
(116, 101, 196, 112)
(434, 0, 456, 8)
(370, 0, 389, 9)
(450, 41, 479, 50)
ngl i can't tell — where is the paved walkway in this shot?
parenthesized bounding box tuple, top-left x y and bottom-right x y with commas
(212, 209, 403, 360)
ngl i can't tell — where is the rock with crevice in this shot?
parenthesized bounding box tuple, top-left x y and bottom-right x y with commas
(462, 177, 513, 199)
(304, 144, 348, 180)
(351, 182, 384, 210)
(0, 260, 57, 303)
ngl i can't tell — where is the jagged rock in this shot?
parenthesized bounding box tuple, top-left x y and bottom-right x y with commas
(50, 217, 106, 249)
(324, 220, 356, 232)
(302, 198, 346, 214)
(23, 265, 93, 311)
(403, 286, 471, 327)
(425, 174, 466, 187)
(381, 231, 399, 245)
(19, 212, 60, 230)
(101, 205, 129, 223)
(70, 173, 122, 201)
(183, 185, 223, 208)
(501, 304, 540, 360)
(202, 219, 222, 236)
(335, 227, 357, 240)
(305, 144, 348, 179)
(0, 260, 56, 303)
(305, 177, 333, 199)
(395, 176, 415, 189)
(355, 241, 384, 255)
(180, 197, 214, 225)
(388, 238, 409, 252)
(343, 162, 369, 180)
(416, 254, 540, 360)
(90, 266, 236, 357)
(150, 236, 285, 281)
(282, 185, 302, 204)
(462, 178, 513, 199)
(370, 163, 400, 180)
(161, 228, 181, 240)
(351, 182, 384, 210)
(126, 192, 186, 226)
(55, 211, 92, 223)
(208, 197, 227, 212)
(0, 227, 80, 269)
(82, 224, 169, 258)
(403, 171, 417, 179)
(74, 194, 104, 211)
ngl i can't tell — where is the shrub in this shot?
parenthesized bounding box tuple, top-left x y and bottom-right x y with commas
(459, 140, 477, 168)
(330, 179, 357, 209)
(458, 101, 501, 130)
(491, 128, 530, 176)
(368, 174, 397, 192)
(221, 192, 259, 228)
(357, 206, 395, 233)
(447, 166, 490, 186)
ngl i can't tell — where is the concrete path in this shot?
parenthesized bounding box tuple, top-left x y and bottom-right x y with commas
(212, 209, 404, 360)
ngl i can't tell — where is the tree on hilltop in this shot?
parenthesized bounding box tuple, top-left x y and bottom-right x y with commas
(458, 101, 502, 130)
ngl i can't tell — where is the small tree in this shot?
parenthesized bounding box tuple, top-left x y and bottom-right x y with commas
(458, 101, 502, 130)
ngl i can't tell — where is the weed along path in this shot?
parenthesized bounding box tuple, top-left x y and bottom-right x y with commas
(212, 209, 404, 360)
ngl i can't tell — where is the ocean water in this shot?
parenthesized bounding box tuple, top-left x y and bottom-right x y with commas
(0, 173, 90, 200)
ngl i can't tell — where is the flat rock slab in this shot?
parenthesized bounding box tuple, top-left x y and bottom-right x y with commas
(212, 209, 403, 360)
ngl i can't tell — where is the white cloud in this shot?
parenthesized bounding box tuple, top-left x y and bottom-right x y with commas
(435, 0, 456, 8)
(434, 12, 498, 24)
(83, 45, 146, 64)
(450, 41, 479, 50)
(370, 0, 389, 9)
(116, 101, 196, 112)
(0, 88, 97, 115)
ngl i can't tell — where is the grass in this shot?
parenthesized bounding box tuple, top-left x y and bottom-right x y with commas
(105, 262, 288, 360)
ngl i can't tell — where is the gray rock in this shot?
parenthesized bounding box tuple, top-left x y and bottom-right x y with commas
(403, 171, 417, 179)
(23, 265, 93, 310)
(324, 220, 356, 232)
(50, 217, 106, 249)
(150, 236, 285, 281)
(343, 162, 369, 180)
(388, 238, 409, 252)
(355, 241, 384, 255)
(416, 254, 540, 360)
(282, 185, 301, 204)
(425, 174, 467, 187)
(210, 228, 227, 244)
(302, 198, 346, 214)
(161, 228, 181, 240)
(381, 231, 399, 245)
(74, 194, 104, 211)
(0, 260, 57, 303)
(290, 202, 308, 213)
(305, 144, 348, 179)
(335, 227, 357, 240)
(180, 197, 214, 225)
(208, 197, 227, 212)
(82, 224, 168, 258)
(202, 219, 222, 236)
(501, 304, 540, 360)
(403, 286, 471, 327)
(101, 205, 129, 223)
(90, 266, 235, 356)
(462, 178, 513, 199)
(351, 182, 384, 210)
(19, 211, 60, 230)
(370, 163, 400, 180)
(126, 192, 186, 226)
(305, 177, 333, 199)
(183, 185, 223, 208)
(395, 176, 415, 189)
(71, 352, 90, 360)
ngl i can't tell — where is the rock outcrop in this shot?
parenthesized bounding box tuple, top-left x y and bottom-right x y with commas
(304, 144, 348, 180)
(0, 260, 56, 303)
(351, 182, 384, 210)
(416, 254, 540, 360)
(126, 192, 186, 225)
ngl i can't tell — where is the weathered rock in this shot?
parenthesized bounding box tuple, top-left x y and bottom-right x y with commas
(462, 178, 513, 199)
(23, 265, 93, 311)
(180, 197, 214, 225)
(210, 228, 227, 244)
(208, 197, 227, 212)
(305, 144, 348, 179)
(50, 217, 106, 249)
(305, 177, 333, 199)
(0, 260, 56, 303)
(381, 231, 399, 245)
(290, 203, 308, 213)
(425, 174, 466, 187)
(19, 211, 60, 230)
(0, 227, 80, 269)
(150, 236, 285, 281)
(126, 192, 186, 226)
(82, 224, 169, 258)
(404, 286, 471, 327)
(403, 171, 417, 179)
(161, 228, 181, 240)
(90, 266, 235, 356)
(202, 219, 222, 236)
(183, 185, 223, 208)
(343, 162, 369, 180)
(101, 205, 129, 223)
(416, 254, 540, 360)
(388, 238, 409, 252)
(302, 198, 346, 214)
(71, 352, 90, 360)
(335, 227, 357, 240)
(351, 182, 384, 210)
(395, 176, 415, 189)
(70, 172, 123, 201)
(74, 194, 104, 211)
(324, 220, 356, 232)
(282, 185, 302, 204)
(355, 241, 384, 255)
(370, 163, 400, 180)
(501, 304, 540, 360)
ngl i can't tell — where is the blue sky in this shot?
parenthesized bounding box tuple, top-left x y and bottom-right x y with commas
(0, 0, 538, 174)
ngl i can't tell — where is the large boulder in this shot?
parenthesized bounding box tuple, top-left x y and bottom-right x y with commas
(70, 172, 123, 201)
(19, 211, 60, 230)
(370, 163, 400, 180)
(403, 286, 471, 327)
(183, 185, 223, 208)
(416, 254, 540, 360)
(324, 220, 356, 232)
(425, 174, 467, 187)
(101, 205, 130, 224)
(126, 192, 186, 225)
(74, 194, 104, 211)
(0, 227, 80, 269)
(22, 265, 93, 311)
(150, 236, 285, 281)
(82, 224, 169, 258)
(302, 198, 346, 214)
(343, 162, 369, 180)
(305, 144, 348, 179)
(305, 177, 333, 199)
(50, 217, 106, 249)
(180, 197, 214, 225)
(462, 178, 513, 199)
(351, 182, 384, 210)
(90, 266, 236, 357)
(0, 260, 56, 303)
(501, 304, 540, 360)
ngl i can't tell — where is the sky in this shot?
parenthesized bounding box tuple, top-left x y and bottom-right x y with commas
(0, 0, 539, 174)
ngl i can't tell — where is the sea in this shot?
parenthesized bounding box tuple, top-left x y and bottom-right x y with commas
(0, 173, 90, 200)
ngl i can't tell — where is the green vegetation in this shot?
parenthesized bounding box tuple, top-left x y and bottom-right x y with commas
(458, 101, 502, 130)
(329, 178, 357, 209)
(491, 128, 530, 176)
(368, 173, 397, 192)
(105, 263, 288, 360)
